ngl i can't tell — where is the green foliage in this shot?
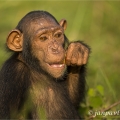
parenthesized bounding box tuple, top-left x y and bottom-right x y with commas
(79, 85, 120, 119)
(88, 85, 104, 109)
(97, 85, 104, 96)
(37, 107, 46, 119)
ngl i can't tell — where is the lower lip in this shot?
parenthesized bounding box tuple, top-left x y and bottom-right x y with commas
(47, 63, 65, 69)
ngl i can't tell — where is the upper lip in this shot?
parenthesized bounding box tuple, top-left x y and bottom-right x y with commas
(47, 59, 65, 65)
(49, 62, 63, 65)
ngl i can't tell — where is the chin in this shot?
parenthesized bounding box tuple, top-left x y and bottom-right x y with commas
(46, 63, 67, 79)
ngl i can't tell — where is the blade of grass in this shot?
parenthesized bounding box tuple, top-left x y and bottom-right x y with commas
(99, 67, 117, 101)
(68, 2, 89, 40)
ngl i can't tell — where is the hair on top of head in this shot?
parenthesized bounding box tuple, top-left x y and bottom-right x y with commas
(16, 10, 59, 33)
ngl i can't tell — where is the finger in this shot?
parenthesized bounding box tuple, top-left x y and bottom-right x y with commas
(70, 52, 79, 65)
(77, 52, 83, 66)
(65, 44, 74, 65)
(65, 50, 72, 65)
(83, 48, 89, 64)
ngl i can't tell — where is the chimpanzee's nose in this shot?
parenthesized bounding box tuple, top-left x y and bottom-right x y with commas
(51, 41, 59, 53)
(48, 40, 62, 54)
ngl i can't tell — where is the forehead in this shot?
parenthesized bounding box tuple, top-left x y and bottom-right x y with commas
(31, 17, 59, 29)
(29, 17, 62, 35)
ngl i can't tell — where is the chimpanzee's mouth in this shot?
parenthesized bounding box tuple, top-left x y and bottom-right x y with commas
(46, 62, 66, 78)
(46, 59, 66, 69)
(49, 64, 65, 68)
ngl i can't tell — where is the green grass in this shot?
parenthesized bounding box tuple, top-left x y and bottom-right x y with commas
(0, 0, 120, 116)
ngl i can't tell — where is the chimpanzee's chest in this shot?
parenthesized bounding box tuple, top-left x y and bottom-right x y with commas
(29, 83, 80, 119)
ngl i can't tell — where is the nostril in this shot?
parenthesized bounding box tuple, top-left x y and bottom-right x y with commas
(51, 48, 59, 54)
(48, 42, 63, 54)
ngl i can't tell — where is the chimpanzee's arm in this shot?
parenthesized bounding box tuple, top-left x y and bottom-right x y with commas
(0, 53, 30, 118)
(66, 41, 90, 109)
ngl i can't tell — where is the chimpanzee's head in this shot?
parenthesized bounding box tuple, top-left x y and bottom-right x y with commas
(7, 11, 68, 78)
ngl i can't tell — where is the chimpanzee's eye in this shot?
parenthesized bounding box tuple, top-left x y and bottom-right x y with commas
(39, 35, 48, 41)
(54, 32, 63, 38)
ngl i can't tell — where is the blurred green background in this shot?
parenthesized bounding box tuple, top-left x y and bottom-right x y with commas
(0, 0, 120, 118)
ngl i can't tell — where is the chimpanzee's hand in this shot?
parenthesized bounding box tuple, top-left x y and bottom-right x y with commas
(65, 42, 90, 66)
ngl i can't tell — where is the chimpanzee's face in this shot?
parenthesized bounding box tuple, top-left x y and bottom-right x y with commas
(30, 18, 66, 78)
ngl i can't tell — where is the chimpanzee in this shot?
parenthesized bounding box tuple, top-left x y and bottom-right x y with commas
(0, 10, 90, 119)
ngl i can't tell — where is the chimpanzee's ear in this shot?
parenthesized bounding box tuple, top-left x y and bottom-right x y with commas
(7, 29, 23, 51)
(59, 19, 67, 30)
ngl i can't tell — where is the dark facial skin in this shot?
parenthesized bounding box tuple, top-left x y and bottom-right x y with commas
(30, 18, 66, 78)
